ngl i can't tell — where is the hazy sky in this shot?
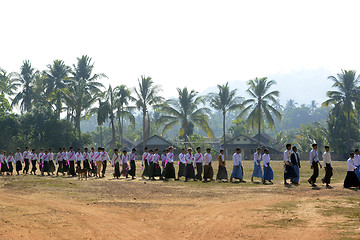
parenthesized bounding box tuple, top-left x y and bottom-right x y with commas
(2, 0, 360, 104)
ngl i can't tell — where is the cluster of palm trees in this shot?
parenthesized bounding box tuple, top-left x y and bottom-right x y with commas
(1, 56, 283, 149)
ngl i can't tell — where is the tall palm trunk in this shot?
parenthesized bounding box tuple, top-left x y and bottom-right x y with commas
(100, 125, 103, 147)
(120, 115, 124, 145)
(348, 110, 351, 152)
(56, 90, 61, 120)
(222, 111, 226, 146)
(257, 102, 261, 147)
(142, 109, 147, 149)
(110, 114, 116, 150)
(76, 110, 81, 142)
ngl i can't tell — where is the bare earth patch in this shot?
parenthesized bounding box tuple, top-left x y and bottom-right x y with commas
(0, 160, 359, 240)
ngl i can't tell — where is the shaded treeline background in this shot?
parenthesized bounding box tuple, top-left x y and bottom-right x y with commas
(1, 56, 359, 156)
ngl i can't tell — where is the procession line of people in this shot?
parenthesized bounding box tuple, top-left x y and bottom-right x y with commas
(1, 144, 359, 189)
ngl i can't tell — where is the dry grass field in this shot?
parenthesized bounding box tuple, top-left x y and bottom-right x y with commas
(0, 160, 359, 240)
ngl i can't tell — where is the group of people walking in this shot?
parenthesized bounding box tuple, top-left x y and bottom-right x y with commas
(1, 144, 359, 188)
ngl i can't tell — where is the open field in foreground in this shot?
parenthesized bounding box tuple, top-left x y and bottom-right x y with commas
(0, 160, 359, 240)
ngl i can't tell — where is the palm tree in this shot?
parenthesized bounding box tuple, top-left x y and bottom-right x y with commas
(0, 68, 20, 97)
(89, 98, 110, 147)
(134, 76, 163, 148)
(105, 85, 118, 150)
(11, 60, 39, 112)
(322, 70, 360, 152)
(238, 77, 282, 146)
(208, 82, 242, 145)
(115, 85, 135, 146)
(43, 60, 70, 119)
(157, 87, 214, 143)
(67, 55, 106, 141)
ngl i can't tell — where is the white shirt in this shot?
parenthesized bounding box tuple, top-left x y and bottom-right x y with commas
(309, 149, 320, 166)
(347, 158, 357, 171)
(112, 154, 121, 164)
(185, 153, 193, 164)
(161, 154, 166, 162)
(7, 156, 15, 163)
(194, 153, 203, 164)
(14, 152, 23, 162)
(67, 151, 77, 162)
(83, 152, 90, 160)
(43, 153, 49, 162)
(142, 152, 149, 162)
(0, 154, 3, 162)
(30, 153, 39, 163)
(178, 153, 186, 164)
(322, 152, 332, 166)
(23, 151, 31, 159)
(254, 152, 261, 166)
(93, 152, 102, 162)
(49, 153, 54, 161)
(263, 153, 271, 167)
(39, 152, 46, 161)
(167, 152, 174, 163)
(101, 152, 110, 162)
(129, 152, 136, 162)
(153, 154, 160, 163)
(76, 152, 84, 161)
(122, 154, 128, 165)
(283, 149, 291, 163)
(204, 153, 212, 165)
(90, 151, 95, 162)
(353, 154, 360, 166)
(232, 153, 242, 166)
(147, 154, 153, 165)
(56, 152, 63, 163)
(62, 152, 68, 161)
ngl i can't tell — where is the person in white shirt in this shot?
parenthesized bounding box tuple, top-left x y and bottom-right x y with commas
(262, 148, 273, 184)
(230, 148, 245, 183)
(83, 148, 91, 172)
(30, 149, 38, 175)
(121, 150, 129, 178)
(353, 149, 360, 182)
(141, 147, 150, 179)
(164, 146, 177, 180)
(39, 148, 45, 172)
(76, 148, 84, 169)
(101, 147, 110, 178)
(67, 147, 77, 176)
(56, 148, 64, 176)
(344, 152, 360, 188)
(251, 147, 263, 182)
(185, 148, 195, 182)
(177, 149, 186, 180)
(14, 148, 23, 175)
(7, 152, 15, 175)
(216, 149, 228, 182)
(321, 146, 333, 188)
(62, 148, 69, 174)
(284, 144, 297, 185)
(194, 147, 204, 181)
(93, 147, 102, 178)
(89, 147, 96, 176)
(161, 150, 168, 173)
(1, 151, 8, 175)
(308, 143, 322, 187)
(41, 150, 50, 176)
(48, 148, 55, 175)
(153, 148, 162, 179)
(203, 148, 214, 182)
(127, 148, 136, 179)
(23, 147, 31, 174)
(112, 148, 121, 179)
(147, 149, 155, 180)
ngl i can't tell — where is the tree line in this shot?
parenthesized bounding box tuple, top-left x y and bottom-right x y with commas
(0, 57, 358, 154)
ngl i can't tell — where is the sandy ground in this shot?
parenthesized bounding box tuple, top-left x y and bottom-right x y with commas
(0, 160, 359, 240)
